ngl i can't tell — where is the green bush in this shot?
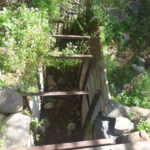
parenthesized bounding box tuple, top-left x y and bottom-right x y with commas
(0, 4, 54, 91)
(136, 119, 150, 137)
(114, 72, 150, 108)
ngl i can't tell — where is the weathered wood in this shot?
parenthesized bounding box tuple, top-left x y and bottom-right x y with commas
(13, 139, 114, 150)
(50, 54, 93, 59)
(22, 90, 100, 97)
(81, 141, 150, 150)
(52, 34, 90, 39)
(82, 62, 91, 90)
(83, 91, 100, 130)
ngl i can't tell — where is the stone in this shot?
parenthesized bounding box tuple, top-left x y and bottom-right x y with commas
(103, 100, 130, 118)
(47, 75, 57, 89)
(0, 113, 6, 121)
(134, 56, 145, 66)
(130, 107, 150, 123)
(93, 115, 116, 140)
(67, 122, 76, 132)
(114, 117, 134, 135)
(40, 118, 50, 134)
(43, 103, 54, 109)
(132, 64, 145, 73)
(120, 33, 130, 42)
(116, 131, 149, 144)
(1, 113, 30, 149)
(0, 87, 23, 114)
(103, 100, 150, 124)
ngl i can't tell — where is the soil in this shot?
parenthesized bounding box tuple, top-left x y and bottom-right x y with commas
(36, 67, 83, 145)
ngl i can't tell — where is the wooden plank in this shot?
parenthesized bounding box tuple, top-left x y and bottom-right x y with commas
(50, 54, 93, 59)
(81, 141, 150, 150)
(22, 90, 100, 97)
(13, 139, 114, 150)
(83, 91, 100, 130)
(52, 35, 90, 39)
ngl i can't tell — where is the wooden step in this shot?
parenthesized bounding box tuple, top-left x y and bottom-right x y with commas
(50, 54, 93, 59)
(52, 34, 90, 40)
(13, 139, 114, 150)
(22, 90, 100, 97)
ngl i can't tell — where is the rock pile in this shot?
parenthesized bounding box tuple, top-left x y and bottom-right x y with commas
(0, 87, 32, 150)
(93, 100, 150, 143)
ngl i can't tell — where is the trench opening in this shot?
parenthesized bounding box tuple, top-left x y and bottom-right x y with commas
(36, 40, 84, 145)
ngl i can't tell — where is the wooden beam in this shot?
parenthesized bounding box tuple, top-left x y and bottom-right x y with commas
(22, 90, 100, 97)
(81, 141, 150, 150)
(52, 35, 90, 40)
(83, 91, 101, 130)
(50, 54, 93, 59)
(13, 139, 114, 150)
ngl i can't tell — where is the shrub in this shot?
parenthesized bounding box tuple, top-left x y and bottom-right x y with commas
(136, 119, 150, 137)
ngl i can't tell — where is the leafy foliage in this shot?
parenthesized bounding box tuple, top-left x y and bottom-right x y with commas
(0, 1, 84, 91)
(136, 119, 150, 137)
(47, 42, 84, 72)
(0, 4, 54, 91)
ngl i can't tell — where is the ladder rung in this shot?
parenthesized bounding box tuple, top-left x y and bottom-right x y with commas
(50, 20, 66, 24)
(22, 90, 100, 97)
(50, 54, 93, 59)
(52, 35, 90, 40)
(14, 139, 114, 150)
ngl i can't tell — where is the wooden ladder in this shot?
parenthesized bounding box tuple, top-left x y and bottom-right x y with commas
(23, 34, 100, 97)
(23, 32, 101, 133)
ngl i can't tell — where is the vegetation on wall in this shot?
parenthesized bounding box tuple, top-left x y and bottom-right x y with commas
(0, 0, 83, 92)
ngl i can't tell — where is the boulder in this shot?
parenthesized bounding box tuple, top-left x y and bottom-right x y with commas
(0, 87, 23, 114)
(26, 134, 34, 147)
(116, 131, 149, 144)
(103, 100, 130, 118)
(130, 107, 150, 123)
(103, 100, 150, 123)
(93, 115, 116, 140)
(114, 117, 134, 135)
(1, 113, 30, 150)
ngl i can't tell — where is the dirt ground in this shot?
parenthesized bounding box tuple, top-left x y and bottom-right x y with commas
(36, 68, 82, 145)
